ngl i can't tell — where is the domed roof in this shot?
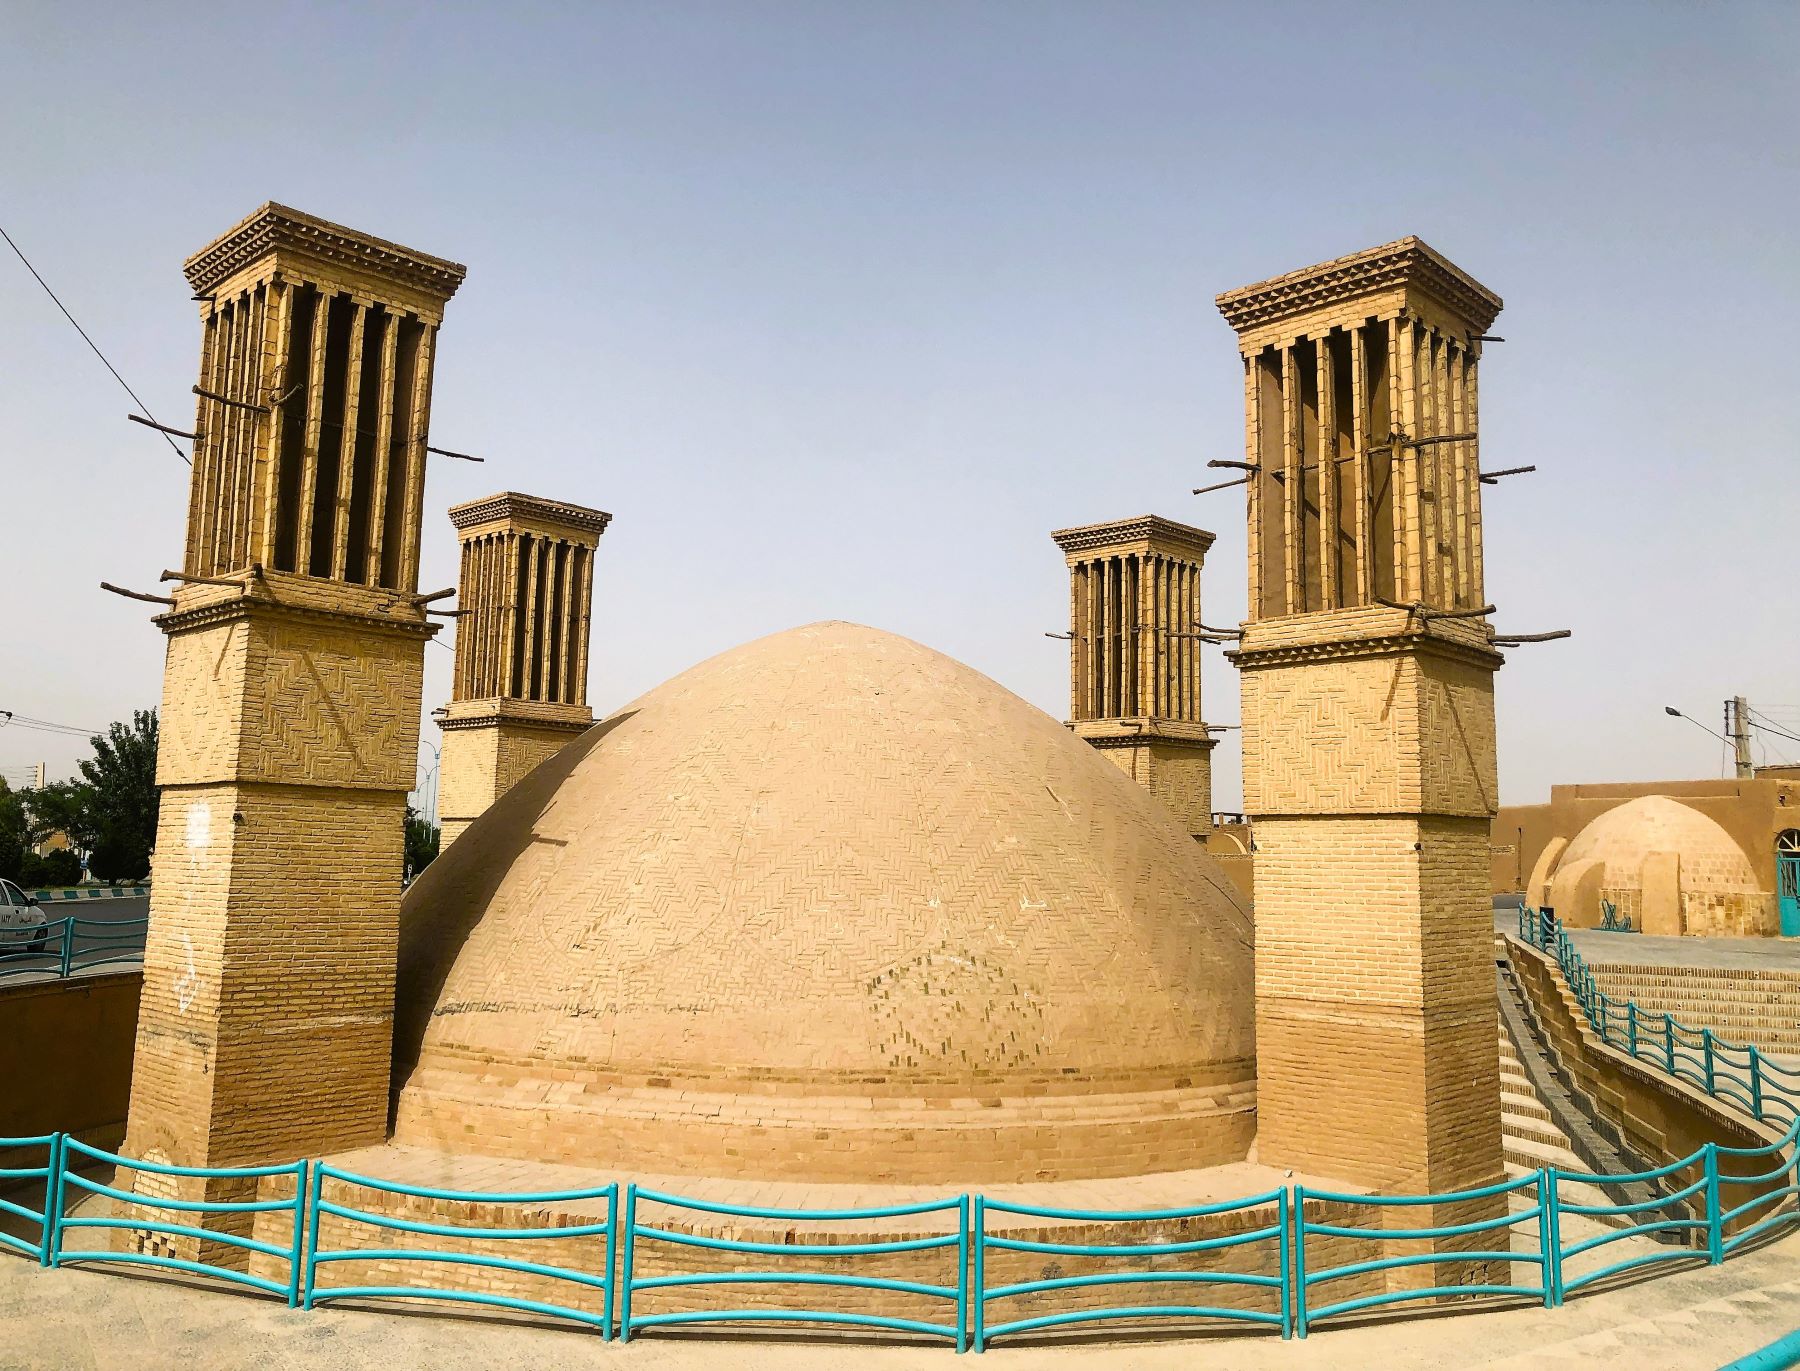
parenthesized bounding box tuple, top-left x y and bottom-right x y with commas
(393, 622, 1255, 1182)
(1560, 796, 1757, 894)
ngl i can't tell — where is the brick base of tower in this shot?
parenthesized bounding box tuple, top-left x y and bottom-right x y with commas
(1252, 814, 1501, 1193)
(1234, 608, 1506, 1279)
(438, 699, 591, 845)
(123, 578, 432, 1261)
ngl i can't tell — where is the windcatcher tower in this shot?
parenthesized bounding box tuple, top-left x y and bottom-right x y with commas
(438, 492, 609, 844)
(1051, 516, 1217, 839)
(126, 205, 464, 1216)
(1216, 239, 1506, 1217)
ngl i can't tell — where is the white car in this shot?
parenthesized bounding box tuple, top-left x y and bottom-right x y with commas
(0, 879, 51, 955)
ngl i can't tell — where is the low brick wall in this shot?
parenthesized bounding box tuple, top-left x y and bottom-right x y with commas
(225, 1178, 1390, 1338)
(1586, 963, 1800, 1056)
(0, 972, 139, 1160)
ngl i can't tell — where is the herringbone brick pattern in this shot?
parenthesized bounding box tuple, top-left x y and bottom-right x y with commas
(394, 621, 1256, 1182)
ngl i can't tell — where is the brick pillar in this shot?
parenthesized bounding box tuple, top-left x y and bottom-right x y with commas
(437, 493, 609, 845)
(123, 204, 464, 1261)
(1050, 516, 1218, 839)
(1217, 238, 1507, 1277)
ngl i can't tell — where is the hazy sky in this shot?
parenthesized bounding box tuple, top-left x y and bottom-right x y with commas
(3, 2, 1796, 809)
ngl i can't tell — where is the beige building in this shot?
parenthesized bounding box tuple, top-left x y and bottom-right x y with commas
(1496, 775, 1800, 937)
(1217, 237, 1507, 1214)
(437, 492, 609, 845)
(125, 204, 463, 1209)
(1051, 515, 1218, 839)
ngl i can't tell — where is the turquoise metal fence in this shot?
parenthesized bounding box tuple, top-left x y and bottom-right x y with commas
(0, 1134, 60, 1264)
(3, 917, 1797, 1347)
(972, 1189, 1290, 1348)
(302, 1162, 618, 1332)
(1515, 904, 1800, 1127)
(1293, 1172, 1549, 1335)
(0, 914, 149, 981)
(51, 1137, 307, 1302)
(620, 1186, 968, 1348)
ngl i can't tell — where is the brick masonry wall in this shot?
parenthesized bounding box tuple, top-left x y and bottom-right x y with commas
(231, 1179, 1388, 1331)
(440, 718, 585, 844)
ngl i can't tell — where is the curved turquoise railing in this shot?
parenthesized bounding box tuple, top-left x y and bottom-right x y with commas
(620, 1186, 968, 1349)
(0, 1134, 59, 1264)
(0, 915, 148, 982)
(302, 1163, 617, 1333)
(972, 1188, 1289, 1348)
(1516, 905, 1800, 1127)
(2, 920, 1794, 1347)
(50, 1137, 307, 1303)
(1293, 1171, 1548, 1334)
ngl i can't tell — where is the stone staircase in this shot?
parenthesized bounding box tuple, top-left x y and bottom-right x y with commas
(1495, 963, 1672, 1225)
(1585, 964, 1800, 1055)
(1500, 1028, 1584, 1178)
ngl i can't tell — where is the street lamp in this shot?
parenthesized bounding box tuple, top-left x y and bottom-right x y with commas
(1663, 706, 1732, 747)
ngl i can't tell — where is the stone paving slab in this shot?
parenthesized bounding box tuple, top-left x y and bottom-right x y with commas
(4, 1231, 1800, 1370)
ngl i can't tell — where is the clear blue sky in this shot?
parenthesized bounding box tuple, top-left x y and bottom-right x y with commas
(4, 2, 1796, 807)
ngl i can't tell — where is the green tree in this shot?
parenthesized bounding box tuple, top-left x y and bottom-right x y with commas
(0, 780, 27, 884)
(25, 779, 97, 854)
(404, 804, 440, 882)
(79, 710, 160, 884)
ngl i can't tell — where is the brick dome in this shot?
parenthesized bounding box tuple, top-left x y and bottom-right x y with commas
(393, 621, 1255, 1182)
(1556, 796, 1761, 935)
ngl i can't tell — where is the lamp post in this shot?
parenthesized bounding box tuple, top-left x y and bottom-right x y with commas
(1664, 705, 1738, 776)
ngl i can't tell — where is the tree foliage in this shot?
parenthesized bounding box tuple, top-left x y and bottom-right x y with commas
(80, 710, 159, 882)
(0, 780, 26, 884)
(404, 804, 440, 882)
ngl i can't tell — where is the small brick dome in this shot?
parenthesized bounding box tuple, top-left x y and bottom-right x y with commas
(1556, 795, 1761, 934)
(393, 621, 1255, 1183)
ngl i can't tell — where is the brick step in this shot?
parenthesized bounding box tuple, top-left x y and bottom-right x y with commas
(1501, 1089, 1555, 1124)
(1502, 1161, 1618, 1216)
(1504, 1110, 1573, 1151)
(1505, 1132, 1587, 1175)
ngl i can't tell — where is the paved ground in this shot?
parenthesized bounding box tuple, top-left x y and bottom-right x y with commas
(1566, 927, 1800, 972)
(3, 1230, 1799, 1370)
(0, 896, 146, 986)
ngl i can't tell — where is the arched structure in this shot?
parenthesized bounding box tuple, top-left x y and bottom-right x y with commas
(1545, 796, 1767, 936)
(392, 622, 1256, 1183)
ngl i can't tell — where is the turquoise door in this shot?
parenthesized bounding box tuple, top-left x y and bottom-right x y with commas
(1779, 831, 1800, 937)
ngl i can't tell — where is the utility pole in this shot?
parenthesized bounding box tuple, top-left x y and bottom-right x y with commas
(1728, 696, 1755, 779)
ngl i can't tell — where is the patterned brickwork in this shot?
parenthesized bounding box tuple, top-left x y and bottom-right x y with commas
(394, 622, 1256, 1182)
(439, 709, 589, 845)
(1220, 242, 1507, 1221)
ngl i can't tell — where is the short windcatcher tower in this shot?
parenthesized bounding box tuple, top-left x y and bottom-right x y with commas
(1051, 516, 1216, 839)
(438, 492, 608, 844)
(1216, 238, 1507, 1207)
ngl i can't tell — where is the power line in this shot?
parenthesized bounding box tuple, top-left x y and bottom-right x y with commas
(1748, 707, 1800, 748)
(0, 220, 189, 467)
(0, 711, 99, 739)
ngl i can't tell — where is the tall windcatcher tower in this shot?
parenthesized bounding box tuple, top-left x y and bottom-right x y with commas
(126, 205, 464, 1189)
(438, 492, 609, 844)
(1051, 516, 1217, 839)
(1215, 238, 1506, 1202)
